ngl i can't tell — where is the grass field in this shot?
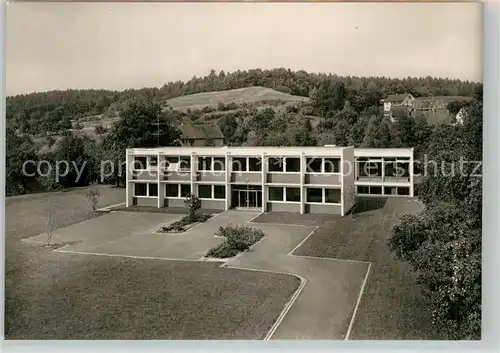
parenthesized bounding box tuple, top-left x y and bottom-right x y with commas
(166, 86, 309, 110)
(292, 197, 445, 340)
(5, 186, 300, 339)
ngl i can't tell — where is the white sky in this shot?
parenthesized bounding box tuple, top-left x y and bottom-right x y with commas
(6, 2, 483, 95)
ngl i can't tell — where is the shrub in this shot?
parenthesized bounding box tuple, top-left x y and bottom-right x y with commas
(184, 193, 201, 223)
(207, 225, 265, 258)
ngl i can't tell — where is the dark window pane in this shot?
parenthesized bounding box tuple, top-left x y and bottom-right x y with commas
(134, 183, 147, 196)
(358, 161, 369, 177)
(306, 188, 323, 203)
(384, 161, 396, 177)
(357, 186, 369, 194)
(285, 187, 301, 202)
(285, 158, 300, 172)
(149, 156, 158, 167)
(166, 156, 179, 164)
(367, 161, 383, 177)
(198, 185, 212, 198)
(370, 186, 382, 195)
(384, 186, 396, 195)
(179, 157, 191, 171)
(232, 157, 247, 172)
(324, 158, 340, 173)
(149, 183, 158, 197)
(397, 187, 410, 196)
(268, 157, 284, 172)
(198, 157, 212, 171)
(249, 157, 262, 172)
(180, 184, 191, 198)
(166, 184, 179, 197)
(134, 157, 147, 170)
(213, 157, 225, 171)
(268, 187, 284, 201)
(306, 158, 322, 173)
(214, 185, 226, 199)
(396, 162, 410, 177)
(325, 188, 341, 203)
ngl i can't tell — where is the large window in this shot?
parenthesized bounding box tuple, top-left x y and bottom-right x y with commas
(285, 158, 300, 172)
(268, 157, 284, 172)
(198, 185, 212, 199)
(357, 185, 369, 194)
(149, 183, 158, 197)
(166, 184, 179, 197)
(134, 157, 147, 170)
(134, 183, 157, 197)
(248, 157, 262, 172)
(397, 187, 410, 196)
(134, 183, 148, 196)
(198, 156, 225, 172)
(198, 157, 212, 171)
(232, 157, 247, 172)
(166, 184, 191, 198)
(213, 157, 226, 171)
(324, 158, 340, 173)
(306, 188, 323, 203)
(286, 187, 301, 202)
(214, 185, 226, 199)
(268, 187, 284, 201)
(180, 184, 191, 197)
(325, 188, 341, 203)
(306, 158, 322, 173)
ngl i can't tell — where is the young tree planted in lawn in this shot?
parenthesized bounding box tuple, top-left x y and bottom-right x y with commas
(86, 182, 101, 212)
(43, 211, 56, 247)
(184, 193, 201, 223)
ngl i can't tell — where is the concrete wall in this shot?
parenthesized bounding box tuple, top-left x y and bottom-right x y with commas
(197, 172, 226, 183)
(133, 197, 158, 207)
(133, 170, 157, 181)
(267, 173, 300, 185)
(267, 202, 301, 213)
(164, 172, 191, 182)
(163, 198, 185, 208)
(305, 174, 341, 186)
(231, 173, 262, 184)
(200, 199, 226, 210)
(306, 203, 342, 215)
(342, 147, 356, 215)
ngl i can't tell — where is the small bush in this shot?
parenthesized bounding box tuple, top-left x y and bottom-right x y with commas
(206, 243, 240, 258)
(159, 213, 212, 233)
(207, 225, 265, 258)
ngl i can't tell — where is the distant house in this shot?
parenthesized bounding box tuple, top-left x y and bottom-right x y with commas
(380, 93, 415, 122)
(179, 123, 225, 147)
(413, 96, 473, 126)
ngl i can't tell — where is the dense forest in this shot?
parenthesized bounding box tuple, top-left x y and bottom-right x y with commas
(5, 68, 482, 340)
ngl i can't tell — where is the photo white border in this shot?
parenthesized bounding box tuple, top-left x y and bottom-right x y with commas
(0, 2, 499, 353)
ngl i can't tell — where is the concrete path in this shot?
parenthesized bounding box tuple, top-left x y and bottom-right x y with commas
(23, 209, 371, 340)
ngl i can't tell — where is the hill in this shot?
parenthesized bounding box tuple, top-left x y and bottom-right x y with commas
(166, 86, 309, 111)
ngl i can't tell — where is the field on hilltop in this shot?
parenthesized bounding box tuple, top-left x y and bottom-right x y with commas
(166, 86, 309, 110)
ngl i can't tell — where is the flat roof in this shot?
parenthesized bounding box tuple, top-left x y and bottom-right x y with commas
(128, 146, 351, 156)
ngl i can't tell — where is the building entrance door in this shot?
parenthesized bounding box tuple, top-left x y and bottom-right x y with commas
(232, 185, 262, 210)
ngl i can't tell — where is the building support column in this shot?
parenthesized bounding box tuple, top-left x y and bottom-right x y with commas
(409, 150, 414, 197)
(225, 152, 232, 210)
(300, 152, 306, 214)
(191, 152, 197, 197)
(157, 152, 164, 208)
(125, 149, 133, 208)
(261, 152, 267, 212)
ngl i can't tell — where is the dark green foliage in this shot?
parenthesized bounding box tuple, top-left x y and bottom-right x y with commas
(389, 86, 482, 339)
(159, 213, 212, 233)
(184, 194, 201, 223)
(207, 225, 265, 258)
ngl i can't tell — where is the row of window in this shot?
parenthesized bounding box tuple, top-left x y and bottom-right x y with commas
(357, 185, 410, 196)
(133, 182, 342, 203)
(357, 160, 410, 178)
(134, 156, 341, 173)
(268, 186, 341, 204)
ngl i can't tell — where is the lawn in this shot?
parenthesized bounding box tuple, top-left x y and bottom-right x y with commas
(4, 186, 300, 339)
(292, 197, 446, 340)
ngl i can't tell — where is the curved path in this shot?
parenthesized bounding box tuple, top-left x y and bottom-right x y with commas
(23, 210, 371, 340)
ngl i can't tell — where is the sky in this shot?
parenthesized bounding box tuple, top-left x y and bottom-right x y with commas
(6, 2, 483, 96)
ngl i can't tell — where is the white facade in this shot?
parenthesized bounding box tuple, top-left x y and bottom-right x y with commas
(126, 146, 414, 216)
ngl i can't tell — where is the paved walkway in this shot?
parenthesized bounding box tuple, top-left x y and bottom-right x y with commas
(23, 210, 370, 340)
